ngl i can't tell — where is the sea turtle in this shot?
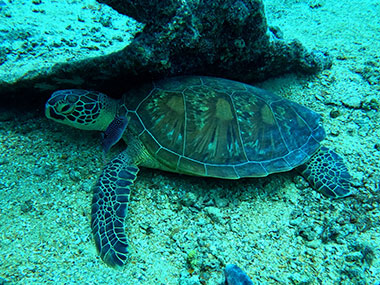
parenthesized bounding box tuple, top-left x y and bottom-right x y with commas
(45, 76, 352, 267)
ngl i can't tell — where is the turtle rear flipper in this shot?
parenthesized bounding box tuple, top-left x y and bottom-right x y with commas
(296, 146, 352, 198)
(91, 151, 139, 267)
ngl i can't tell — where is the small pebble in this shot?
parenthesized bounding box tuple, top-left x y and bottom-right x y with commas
(20, 199, 33, 213)
(205, 206, 225, 224)
(329, 109, 340, 118)
(341, 96, 362, 109)
(289, 217, 303, 227)
(306, 240, 321, 249)
(345, 252, 363, 263)
(180, 192, 198, 207)
(33, 166, 47, 177)
(69, 169, 81, 182)
(79, 180, 93, 193)
(296, 225, 316, 241)
(214, 197, 229, 208)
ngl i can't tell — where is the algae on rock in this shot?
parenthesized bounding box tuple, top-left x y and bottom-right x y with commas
(0, 0, 331, 102)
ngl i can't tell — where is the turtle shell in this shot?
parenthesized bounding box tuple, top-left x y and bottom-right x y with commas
(123, 76, 325, 179)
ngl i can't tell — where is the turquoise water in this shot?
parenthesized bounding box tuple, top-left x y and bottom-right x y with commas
(0, 0, 379, 284)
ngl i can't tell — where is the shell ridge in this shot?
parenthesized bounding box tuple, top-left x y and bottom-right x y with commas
(182, 88, 188, 157)
(134, 86, 157, 112)
(231, 91, 249, 162)
(269, 100, 292, 155)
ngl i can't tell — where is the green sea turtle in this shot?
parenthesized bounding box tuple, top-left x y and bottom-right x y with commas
(45, 76, 352, 267)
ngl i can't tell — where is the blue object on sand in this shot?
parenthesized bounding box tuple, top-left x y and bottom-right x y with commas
(225, 264, 254, 285)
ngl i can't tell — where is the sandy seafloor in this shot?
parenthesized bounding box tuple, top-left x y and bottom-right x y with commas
(1, 0, 380, 284)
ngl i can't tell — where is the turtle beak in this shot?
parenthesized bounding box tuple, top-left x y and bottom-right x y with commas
(45, 94, 66, 121)
(46, 106, 66, 121)
(45, 91, 70, 121)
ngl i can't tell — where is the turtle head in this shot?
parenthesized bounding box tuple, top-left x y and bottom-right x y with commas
(45, 89, 118, 131)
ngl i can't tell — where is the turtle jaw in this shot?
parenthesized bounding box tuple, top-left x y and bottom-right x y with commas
(45, 92, 70, 123)
(45, 104, 66, 122)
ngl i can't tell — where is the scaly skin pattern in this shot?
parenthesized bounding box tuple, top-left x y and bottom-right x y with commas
(91, 150, 139, 267)
(296, 146, 352, 198)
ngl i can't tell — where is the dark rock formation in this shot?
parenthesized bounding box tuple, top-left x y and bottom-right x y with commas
(0, 0, 331, 105)
(95, 0, 332, 83)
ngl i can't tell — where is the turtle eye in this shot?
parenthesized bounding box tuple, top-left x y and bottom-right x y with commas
(57, 103, 74, 114)
(67, 95, 78, 103)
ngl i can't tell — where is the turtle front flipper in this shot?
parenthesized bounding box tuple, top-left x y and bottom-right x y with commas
(91, 151, 139, 267)
(296, 146, 352, 198)
(102, 116, 129, 154)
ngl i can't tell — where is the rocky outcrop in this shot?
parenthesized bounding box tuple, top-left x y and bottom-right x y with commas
(97, 0, 331, 81)
(0, 0, 331, 103)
